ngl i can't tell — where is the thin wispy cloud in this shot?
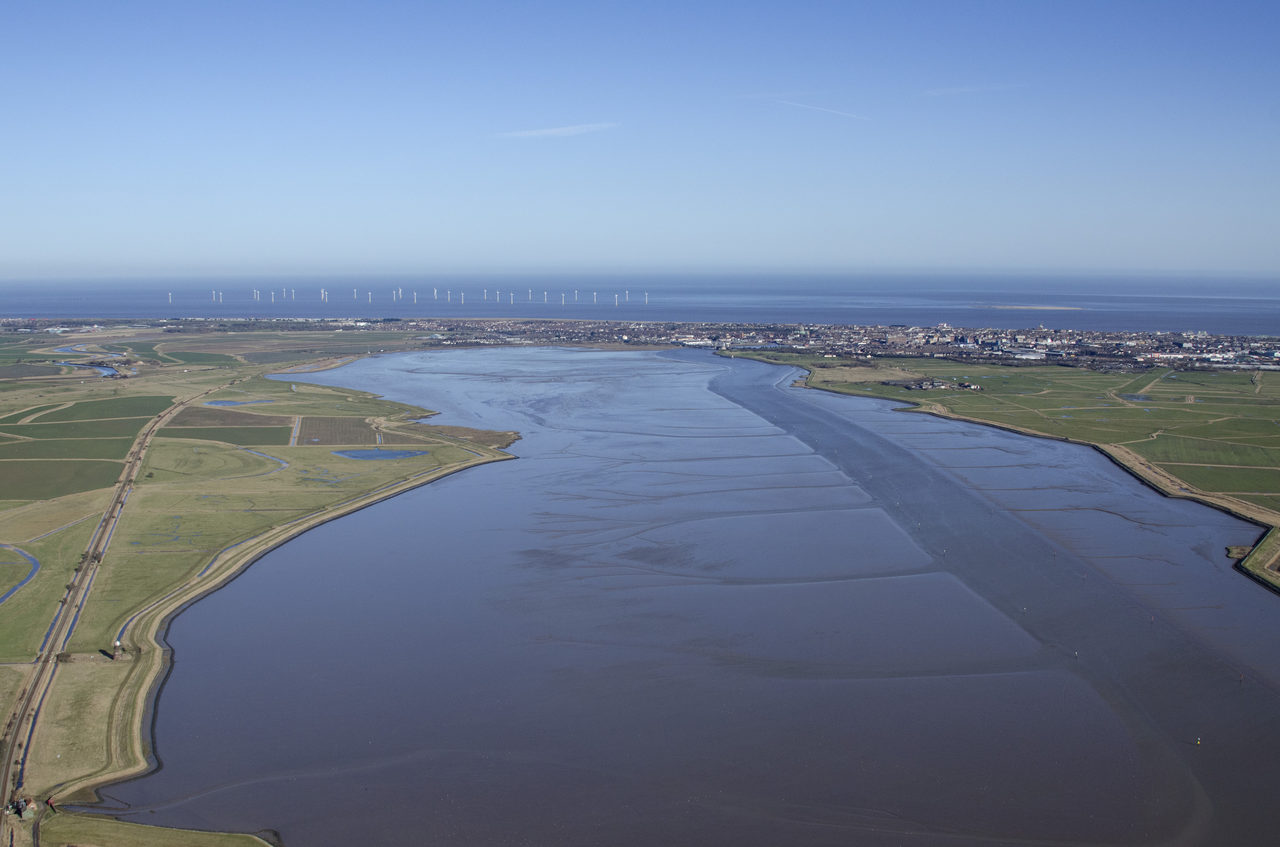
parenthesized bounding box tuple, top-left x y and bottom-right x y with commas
(923, 84, 1026, 97)
(771, 99, 868, 120)
(498, 122, 620, 138)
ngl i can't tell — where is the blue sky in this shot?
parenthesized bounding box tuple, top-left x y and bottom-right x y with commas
(2, 0, 1277, 278)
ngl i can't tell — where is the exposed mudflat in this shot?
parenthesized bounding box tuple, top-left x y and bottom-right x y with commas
(102, 349, 1279, 846)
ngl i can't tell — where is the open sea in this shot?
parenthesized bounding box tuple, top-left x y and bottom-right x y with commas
(1, 274, 1276, 335)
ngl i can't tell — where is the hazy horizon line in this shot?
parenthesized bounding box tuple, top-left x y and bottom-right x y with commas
(1, 266, 1276, 284)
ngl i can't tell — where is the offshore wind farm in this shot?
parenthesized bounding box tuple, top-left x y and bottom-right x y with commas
(3, 275, 1278, 336)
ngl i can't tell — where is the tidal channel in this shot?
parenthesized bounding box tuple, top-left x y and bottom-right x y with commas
(103, 349, 1280, 845)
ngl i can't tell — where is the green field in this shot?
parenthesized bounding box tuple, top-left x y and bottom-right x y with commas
(1156, 465, 1280, 494)
(0, 418, 155, 439)
(0, 460, 122, 500)
(0, 437, 135, 460)
(0, 519, 100, 660)
(157, 426, 294, 445)
(39, 813, 270, 847)
(0, 340, 55, 367)
(202, 375, 415, 417)
(33, 396, 174, 421)
(0, 546, 36, 603)
(1128, 436, 1280, 467)
(160, 351, 239, 365)
(0, 403, 60, 422)
(0, 364, 61, 378)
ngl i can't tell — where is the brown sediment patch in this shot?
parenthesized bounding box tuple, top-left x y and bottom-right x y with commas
(274, 356, 359, 373)
(390, 422, 520, 449)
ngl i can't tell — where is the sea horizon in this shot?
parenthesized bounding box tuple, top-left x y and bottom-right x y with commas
(2, 272, 1277, 336)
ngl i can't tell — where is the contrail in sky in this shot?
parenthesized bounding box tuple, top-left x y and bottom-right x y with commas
(498, 122, 620, 138)
(771, 100, 868, 120)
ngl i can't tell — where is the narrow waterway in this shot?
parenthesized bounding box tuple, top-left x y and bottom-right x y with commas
(103, 349, 1279, 846)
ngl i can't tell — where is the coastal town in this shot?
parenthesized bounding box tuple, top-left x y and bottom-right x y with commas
(7, 316, 1278, 373)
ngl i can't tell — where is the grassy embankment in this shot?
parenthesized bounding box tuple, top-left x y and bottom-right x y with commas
(731, 352, 1280, 589)
(0, 329, 514, 847)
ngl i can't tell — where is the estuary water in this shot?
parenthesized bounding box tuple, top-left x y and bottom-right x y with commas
(103, 349, 1280, 846)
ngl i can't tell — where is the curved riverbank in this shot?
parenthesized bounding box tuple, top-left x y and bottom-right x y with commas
(785, 370, 1280, 591)
(48, 449, 512, 811)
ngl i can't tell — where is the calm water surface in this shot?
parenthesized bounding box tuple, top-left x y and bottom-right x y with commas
(4, 275, 1278, 334)
(102, 349, 1280, 845)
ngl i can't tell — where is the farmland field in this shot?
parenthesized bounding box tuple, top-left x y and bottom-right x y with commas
(0, 437, 135, 460)
(0, 418, 156, 439)
(167, 406, 294, 427)
(0, 460, 122, 500)
(158, 427, 293, 446)
(33, 396, 174, 421)
(295, 416, 378, 445)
